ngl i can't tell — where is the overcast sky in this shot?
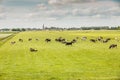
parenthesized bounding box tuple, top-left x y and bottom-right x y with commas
(0, 0, 120, 28)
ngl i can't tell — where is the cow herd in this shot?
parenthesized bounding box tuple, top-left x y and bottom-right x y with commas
(54, 37, 77, 46)
(89, 37, 111, 43)
(10, 36, 118, 52)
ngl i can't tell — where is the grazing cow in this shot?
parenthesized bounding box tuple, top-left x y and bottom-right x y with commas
(55, 38, 61, 42)
(106, 38, 111, 41)
(19, 39, 23, 42)
(109, 44, 117, 49)
(55, 38, 59, 42)
(103, 38, 111, 43)
(28, 38, 32, 41)
(45, 38, 51, 42)
(11, 41, 16, 44)
(65, 42, 73, 46)
(55, 37, 65, 43)
(71, 39, 77, 43)
(97, 36, 103, 41)
(30, 48, 38, 52)
(90, 39, 96, 43)
(36, 39, 39, 41)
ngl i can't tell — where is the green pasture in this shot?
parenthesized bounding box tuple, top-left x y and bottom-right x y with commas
(0, 30, 120, 80)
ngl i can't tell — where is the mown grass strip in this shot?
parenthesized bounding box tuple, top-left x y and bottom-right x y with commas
(0, 32, 19, 47)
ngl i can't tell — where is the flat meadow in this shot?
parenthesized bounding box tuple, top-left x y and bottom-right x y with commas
(0, 30, 120, 80)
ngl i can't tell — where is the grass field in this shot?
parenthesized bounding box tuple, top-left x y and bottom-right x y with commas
(0, 30, 120, 80)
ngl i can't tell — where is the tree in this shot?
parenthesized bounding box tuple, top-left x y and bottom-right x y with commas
(21, 28, 26, 31)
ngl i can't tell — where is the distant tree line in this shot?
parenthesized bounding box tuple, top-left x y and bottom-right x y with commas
(11, 28, 26, 31)
(0, 28, 42, 32)
(0, 26, 120, 32)
(44, 26, 120, 30)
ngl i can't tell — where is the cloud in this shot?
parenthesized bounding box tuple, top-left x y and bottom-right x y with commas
(70, 1, 120, 18)
(48, 0, 96, 6)
(26, 8, 70, 21)
(48, 0, 120, 10)
(26, 0, 120, 20)
(2, 0, 41, 7)
(48, 0, 63, 6)
(63, 0, 96, 3)
(0, 5, 6, 19)
(46, 9, 70, 17)
(0, 13, 5, 19)
(0, 0, 3, 3)
(36, 3, 47, 10)
(1, 0, 120, 27)
(46, 17, 57, 21)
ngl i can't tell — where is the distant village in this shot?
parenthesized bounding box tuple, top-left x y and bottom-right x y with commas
(0, 24, 120, 32)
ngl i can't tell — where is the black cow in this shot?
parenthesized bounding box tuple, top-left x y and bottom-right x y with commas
(55, 37, 65, 43)
(109, 44, 117, 49)
(65, 42, 73, 46)
(19, 39, 23, 42)
(28, 38, 32, 41)
(90, 39, 96, 43)
(103, 38, 111, 43)
(55, 38, 61, 42)
(106, 38, 111, 41)
(30, 48, 38, 52)
(71, 39, 77, 43)
(45, 38, 51, 42)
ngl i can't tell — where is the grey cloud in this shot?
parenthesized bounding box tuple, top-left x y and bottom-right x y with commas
(37, 3, 47, 10)
(0, 5, 6, 19)
(72, 6, 120, 18)
(63, 0, 96, 3)
(46, 9, 70, 17)
(28, 0, 120, 20)
(0, 0, 3, 3)
(48, 0, 96, 6)
(0, 13, 6, 19)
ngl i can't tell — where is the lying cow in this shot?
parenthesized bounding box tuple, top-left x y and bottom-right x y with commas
(90, 39, 97, 43)
(36, 39, 39, 41)
(65, 41, 73, 46)
(55, 37, 65, 42)
(11, 41, 16, 44)
(109, 44, 117, 49)
(45, 38, 51, 42)
(28, 38, 32, 41)
(30, 48, 38, 52)
(19, 39, 23, 42)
